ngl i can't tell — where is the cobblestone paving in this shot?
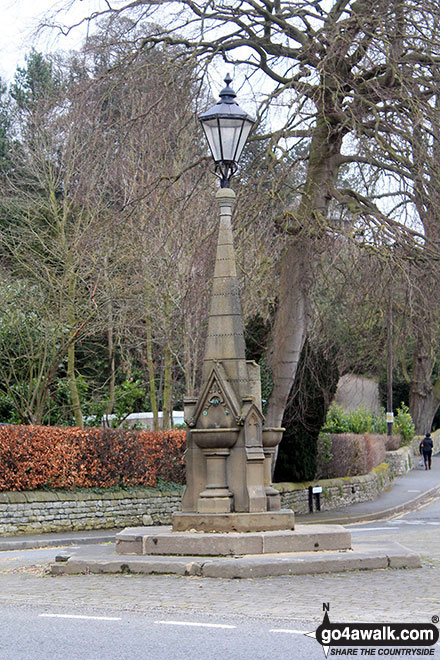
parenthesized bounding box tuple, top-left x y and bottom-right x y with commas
(0, 525, 438, 626)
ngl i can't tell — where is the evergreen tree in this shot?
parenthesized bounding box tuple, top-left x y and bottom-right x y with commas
(0, 78, 13, 174)
(10, 49, 60, 113)
(275, 341, 339, 483)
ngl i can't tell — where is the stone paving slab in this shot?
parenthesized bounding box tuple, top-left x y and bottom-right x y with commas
(0, 529, 120, 551)
(50, 540, 420, 578)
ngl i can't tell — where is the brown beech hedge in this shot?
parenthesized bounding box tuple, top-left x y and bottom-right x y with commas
(0, 425, 186, 491)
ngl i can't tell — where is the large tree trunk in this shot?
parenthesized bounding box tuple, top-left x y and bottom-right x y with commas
(68, 340, 83, 428)
(409, 331, 440, 434)
(406, 251, 440, 435)
(265, 112, 344, 431)
(264, 236, 310, 429)
(407, 103, 440, 434)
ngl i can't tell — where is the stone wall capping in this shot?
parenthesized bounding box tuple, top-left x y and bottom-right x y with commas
(55, 492, 77, 501)
(6, 492, 27, 504)
(75, 491, 104, 501)
(159, 490, 184, 498)
(107, 490, 136, 500)
(24, 491, 59, 503)
(274, 469, 384, 493)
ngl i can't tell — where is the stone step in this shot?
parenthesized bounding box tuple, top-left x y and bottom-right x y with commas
(50, 541, 421, 578)
(115, 524, 351, 556)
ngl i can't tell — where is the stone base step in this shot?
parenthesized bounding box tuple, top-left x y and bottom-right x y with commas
(50, 541, 421, 578)
(115, 524, 351, 556)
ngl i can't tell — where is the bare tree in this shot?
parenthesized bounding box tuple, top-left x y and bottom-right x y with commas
(336, 4, 440, 431)
(0, 51, 116, 425)
(70, 20, 217, 428)
(48, 0, 440, 431)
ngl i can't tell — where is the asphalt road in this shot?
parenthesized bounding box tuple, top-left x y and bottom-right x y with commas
(347, 494, 440, 555)
(0, 497, 439, 660)
(0, 605, 321, 660)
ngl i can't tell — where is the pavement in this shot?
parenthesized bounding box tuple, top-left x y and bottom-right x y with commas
(0, 453, 438, 561)
(0, 528, 121, 552)
(299, 452, 440, 525)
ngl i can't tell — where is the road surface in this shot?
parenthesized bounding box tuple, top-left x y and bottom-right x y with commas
(0, 496, 439, 659)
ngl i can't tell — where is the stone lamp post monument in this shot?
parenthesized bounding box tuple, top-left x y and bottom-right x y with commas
(172, 75, 293, 533)
(112, 76, 353, 567)
(52, 76, 419, 577)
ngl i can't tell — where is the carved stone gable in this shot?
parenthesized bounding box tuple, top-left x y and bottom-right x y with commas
(191, 363, 240, 429)
(243, 404, 264, 448)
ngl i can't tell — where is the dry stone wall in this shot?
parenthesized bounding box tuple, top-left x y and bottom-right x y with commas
(0, 440, 426, 536)
(277, 463, 393, 515)
(385, 447, 412, 476)
(0, 488, 183, 536)
(0, 465, 394, 536)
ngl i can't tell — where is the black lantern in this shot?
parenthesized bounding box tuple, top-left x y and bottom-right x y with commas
(199, 74, 255, 188)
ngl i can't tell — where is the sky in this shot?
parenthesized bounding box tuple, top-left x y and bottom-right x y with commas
(0, 0, 265, 115)
(0, 0, 105, 82)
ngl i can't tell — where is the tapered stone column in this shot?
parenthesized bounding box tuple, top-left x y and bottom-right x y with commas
(202, 188, 249, 398)
(174, 187, 294, 532)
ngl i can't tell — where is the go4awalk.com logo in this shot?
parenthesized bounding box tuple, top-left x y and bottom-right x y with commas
(306, 604, 439, 658)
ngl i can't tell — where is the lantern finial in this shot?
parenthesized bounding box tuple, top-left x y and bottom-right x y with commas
(219, 74, 236, 103)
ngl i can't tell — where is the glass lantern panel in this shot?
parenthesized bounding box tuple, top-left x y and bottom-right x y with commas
(201, 119, 222, 162)
(217, 117, 245, 162)
(233, 119, 254, 162)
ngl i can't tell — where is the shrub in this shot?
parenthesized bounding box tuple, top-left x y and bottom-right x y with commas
(316, 433, 368, 479)
(275, 427, 319, 483)
(347, 408, 374, 435)
(323, 405, 391, 437)
(274, 340, 339, 483)
(394, 403, 415, 445)
(363, 434, 386, 471)
(316, 432, 333, 473)
(316, 400, 411, 478)
(370, 411, 388, 435)
(0, 425, 186, 491)
(322, 405, 351, 434)
(384, 434, 401, 451)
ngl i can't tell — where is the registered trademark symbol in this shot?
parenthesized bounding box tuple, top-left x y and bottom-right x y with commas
(432, 615, 439, 624)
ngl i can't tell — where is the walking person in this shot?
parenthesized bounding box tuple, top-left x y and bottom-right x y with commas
(419, 432, 433, 470)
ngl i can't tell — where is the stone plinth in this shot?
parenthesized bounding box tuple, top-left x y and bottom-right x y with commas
(172, 510, 294, 533)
